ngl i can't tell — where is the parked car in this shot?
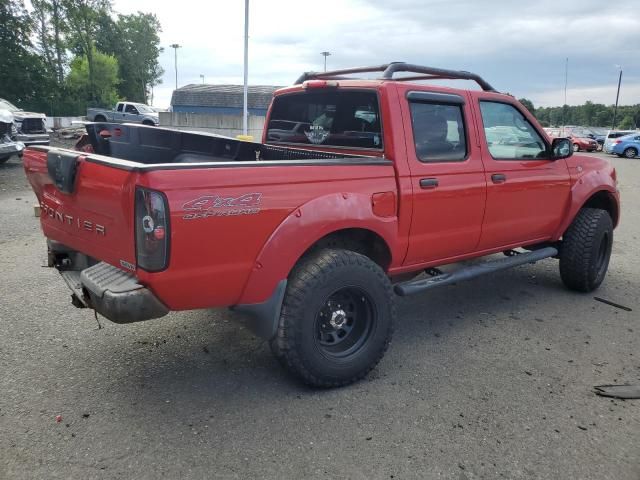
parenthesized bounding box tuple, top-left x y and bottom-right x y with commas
(568, 134, 598, 152)
(0, 109, 25, 164)
(23, 63, 619, 387)
(610, 132, 640, 158)
(87, 102, 159, 126)
(0, 98, 49, 146)
(588, 127, 608, 149)
(604, 130, 636, 153)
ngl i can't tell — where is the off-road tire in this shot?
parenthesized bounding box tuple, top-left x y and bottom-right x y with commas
(270, 249, 395, 387)
(623, 147, 638, 159)
(559, 208, 613, 292)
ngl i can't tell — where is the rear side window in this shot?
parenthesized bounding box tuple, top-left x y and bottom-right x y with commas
(409, 102, 467, 162)
(479, 101, 548, 160)
(266, 90, 382, 149)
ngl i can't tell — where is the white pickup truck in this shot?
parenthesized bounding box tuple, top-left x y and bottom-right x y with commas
(86, 102, 159, 126)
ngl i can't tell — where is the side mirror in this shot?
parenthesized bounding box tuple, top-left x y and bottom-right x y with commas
(551, 137, 572, 159)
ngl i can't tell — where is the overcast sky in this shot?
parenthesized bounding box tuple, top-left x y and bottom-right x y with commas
(114, 0, 639, 109)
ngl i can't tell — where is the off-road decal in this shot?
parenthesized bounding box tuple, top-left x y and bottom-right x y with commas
(182, 193, 262, 219)
(305, 125, 330, 144)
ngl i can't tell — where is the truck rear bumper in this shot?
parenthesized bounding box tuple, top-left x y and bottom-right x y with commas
(16, 133, 50, 146)
(61, 262, 169, 324)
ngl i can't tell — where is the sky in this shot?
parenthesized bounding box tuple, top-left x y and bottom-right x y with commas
(113, 0, 640, 109)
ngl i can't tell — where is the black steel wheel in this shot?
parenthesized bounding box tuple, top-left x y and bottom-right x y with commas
(271, 248, 395, 387)
(315, 287, 375, 358)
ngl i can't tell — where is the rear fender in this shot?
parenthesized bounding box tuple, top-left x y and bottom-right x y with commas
(553, 170, 619, 239)
(237, 192, 398, 304)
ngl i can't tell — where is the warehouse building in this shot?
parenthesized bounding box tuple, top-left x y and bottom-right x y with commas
(169, 84, 280, 115)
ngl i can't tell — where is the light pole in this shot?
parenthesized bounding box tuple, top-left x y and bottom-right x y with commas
(611, 65, 623, 130)
(321, 51, 331, 72)
(562, 57, 568, 134)
(200, 74, 205, 84)
(170, 43, 181, 90)
(242, 0, 249, 136)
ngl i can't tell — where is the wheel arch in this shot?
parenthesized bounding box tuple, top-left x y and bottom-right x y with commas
(554, 187, 620, 239)
(582, 190, 619, 227)
(236, 193, 398, 305)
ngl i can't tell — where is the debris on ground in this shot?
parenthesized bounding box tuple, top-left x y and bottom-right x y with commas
(594, 385, 640, 400)
(55, 415, 62, 423)
(593, 297, 632, 312)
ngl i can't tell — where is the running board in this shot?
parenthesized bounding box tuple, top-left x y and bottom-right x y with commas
(394, 247, 558, 296)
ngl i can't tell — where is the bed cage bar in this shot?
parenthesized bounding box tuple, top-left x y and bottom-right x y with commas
(294, 62, 497, 92)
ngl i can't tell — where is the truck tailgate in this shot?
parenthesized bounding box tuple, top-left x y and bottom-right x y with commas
(24, 148, 137, 269)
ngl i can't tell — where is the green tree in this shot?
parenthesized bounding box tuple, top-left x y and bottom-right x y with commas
(62, 0, 112, 103)
(618, 115, 635, 130)
(66, 49, 119, 108)
(518, 98, 535, 115)
(0, 0, 52, 111)
(96, 12, 164, 103)
(32, 0, 68, 85)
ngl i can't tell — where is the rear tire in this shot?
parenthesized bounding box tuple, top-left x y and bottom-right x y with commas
(0, 156, 10, 164)
(559, 208, 613, 292)
(623, 147, 638, 159)
(270, 249, 395, 387)
(94, 115, 107, 122)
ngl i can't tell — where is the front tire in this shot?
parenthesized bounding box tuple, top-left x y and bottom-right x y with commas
(271, 249, 395, 387)
(623, 147, 638, 159)
(573, 143, 580, 152)
(559, 208, 613, 292)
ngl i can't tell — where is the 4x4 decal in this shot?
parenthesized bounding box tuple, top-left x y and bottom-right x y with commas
(182, 193, 262, 219)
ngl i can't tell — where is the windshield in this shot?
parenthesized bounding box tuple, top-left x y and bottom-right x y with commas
(0, 99, 19, 112)
(135, 104, 155, 113)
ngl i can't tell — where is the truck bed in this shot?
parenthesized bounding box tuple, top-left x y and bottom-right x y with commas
(79, 122, 377, 167)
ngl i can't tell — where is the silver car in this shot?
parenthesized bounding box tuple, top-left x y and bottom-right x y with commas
(0, 98, 50, 147)
(0, 109, 25, 164)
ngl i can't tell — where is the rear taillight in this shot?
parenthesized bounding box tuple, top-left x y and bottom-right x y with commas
(135, 187, 170, 272)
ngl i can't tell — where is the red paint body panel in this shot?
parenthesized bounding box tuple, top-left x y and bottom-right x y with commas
(23, 78, 620, 313)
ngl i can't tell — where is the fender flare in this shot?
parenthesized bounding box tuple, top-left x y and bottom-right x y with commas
(236, 192, 398, 305)
(553, 173, 619, 239)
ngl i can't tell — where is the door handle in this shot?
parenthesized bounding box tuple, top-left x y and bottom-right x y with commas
(491, 173, 506, 183)
(420, 178, 439, 189)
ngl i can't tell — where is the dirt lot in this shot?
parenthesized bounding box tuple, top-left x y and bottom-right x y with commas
(0, 145, 638, 479)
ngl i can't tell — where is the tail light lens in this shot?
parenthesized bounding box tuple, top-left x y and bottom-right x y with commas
(135, 187, 170, 272)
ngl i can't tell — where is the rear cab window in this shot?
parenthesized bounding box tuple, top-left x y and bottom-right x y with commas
(266, 90, 382, 150)
(408, 97, 467, 162)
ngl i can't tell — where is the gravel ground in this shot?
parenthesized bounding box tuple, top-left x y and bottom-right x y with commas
(0, 145, 638, 479)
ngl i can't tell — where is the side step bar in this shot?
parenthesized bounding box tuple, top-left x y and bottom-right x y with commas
(394, 247, 558, 296)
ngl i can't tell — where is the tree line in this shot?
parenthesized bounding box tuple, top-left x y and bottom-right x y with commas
(518, 98, 640, 130)
(1, 0, 163, 116)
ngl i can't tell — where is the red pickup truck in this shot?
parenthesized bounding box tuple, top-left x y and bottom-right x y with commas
(24, 63, 620, 387)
